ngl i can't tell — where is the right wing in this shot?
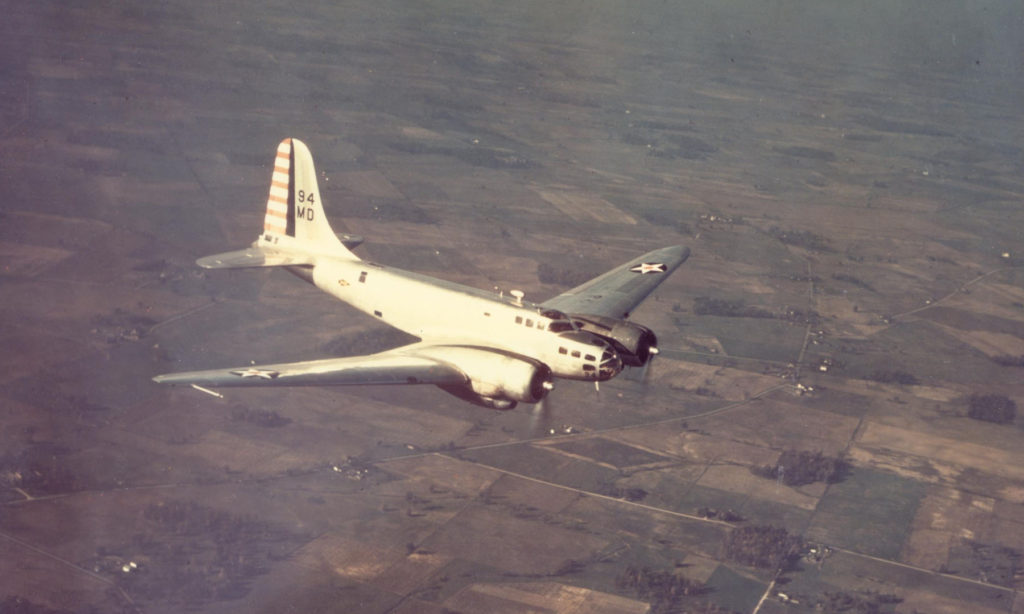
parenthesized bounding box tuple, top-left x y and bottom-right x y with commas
(153, 345, 467, 388)
(541, 245, 689, 319)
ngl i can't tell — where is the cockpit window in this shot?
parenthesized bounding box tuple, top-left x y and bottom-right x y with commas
(585, 354, 596, 362)
(548, 321, 574, 333)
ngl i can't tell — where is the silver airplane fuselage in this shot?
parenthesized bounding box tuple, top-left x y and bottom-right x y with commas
(300, 257, 624, 382)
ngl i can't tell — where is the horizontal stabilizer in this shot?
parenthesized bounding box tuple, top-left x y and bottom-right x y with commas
(336, 233, 365, 250)
(197, 247, 316, 269)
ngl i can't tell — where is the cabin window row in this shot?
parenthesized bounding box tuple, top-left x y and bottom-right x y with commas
(514, 315, 546, 331)
(557, 347, 596, 361)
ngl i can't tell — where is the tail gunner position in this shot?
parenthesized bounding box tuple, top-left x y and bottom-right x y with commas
(154, 139, 689, 409)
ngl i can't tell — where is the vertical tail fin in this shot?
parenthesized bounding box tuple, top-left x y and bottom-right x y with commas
(260, 138, 358, 259)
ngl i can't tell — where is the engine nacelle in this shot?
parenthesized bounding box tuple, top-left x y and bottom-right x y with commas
(420, 346, 553, 408)
(568, 315, 658, 367)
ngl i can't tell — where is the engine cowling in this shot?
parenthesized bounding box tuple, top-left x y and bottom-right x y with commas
(420, 346, 553, 408)
(568, 315, 658, 367)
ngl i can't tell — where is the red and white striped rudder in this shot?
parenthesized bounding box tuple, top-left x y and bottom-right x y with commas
(258, 138, 357, 259)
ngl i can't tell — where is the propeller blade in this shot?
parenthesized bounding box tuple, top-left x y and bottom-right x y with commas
(529, 394, 553, 438)
(639, 345, 659, 384)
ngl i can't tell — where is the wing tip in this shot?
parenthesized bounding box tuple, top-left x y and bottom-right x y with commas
(153, 373, 195, 386)
(656, 244, 690, 266)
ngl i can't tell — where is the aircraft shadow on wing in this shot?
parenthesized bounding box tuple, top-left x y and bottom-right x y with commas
(153, 138, 689, 409)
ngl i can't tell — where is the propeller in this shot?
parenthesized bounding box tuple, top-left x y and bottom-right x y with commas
(529, 393, 554, 438)
(622, 350, 657, 384)
(526, 377, 557, 438)
(640, 345, 658, 384)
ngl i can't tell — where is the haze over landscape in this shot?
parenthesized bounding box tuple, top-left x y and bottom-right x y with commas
(2, 1, 1024, 612)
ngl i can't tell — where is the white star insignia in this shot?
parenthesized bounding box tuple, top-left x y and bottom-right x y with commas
(230, 368, 279, 379)
(630, 262, 667, 275)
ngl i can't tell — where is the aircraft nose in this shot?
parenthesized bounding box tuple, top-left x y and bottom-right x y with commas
(599, 350, 624, 380)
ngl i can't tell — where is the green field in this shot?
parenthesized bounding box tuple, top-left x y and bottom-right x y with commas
(705, 564, 767, 613)
(806, 468, 926, 559)
(687, 316, 808, 363)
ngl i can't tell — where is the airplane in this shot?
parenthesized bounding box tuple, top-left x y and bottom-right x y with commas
(153, 138, 689, 410)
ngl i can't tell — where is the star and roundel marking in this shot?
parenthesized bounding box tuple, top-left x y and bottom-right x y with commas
(630, 262, 667, 275)
(230, 368, 280, 379)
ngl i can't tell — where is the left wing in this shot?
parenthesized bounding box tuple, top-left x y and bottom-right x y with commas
(152, 345, 467, 388)
(541, 245, 689, 319)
